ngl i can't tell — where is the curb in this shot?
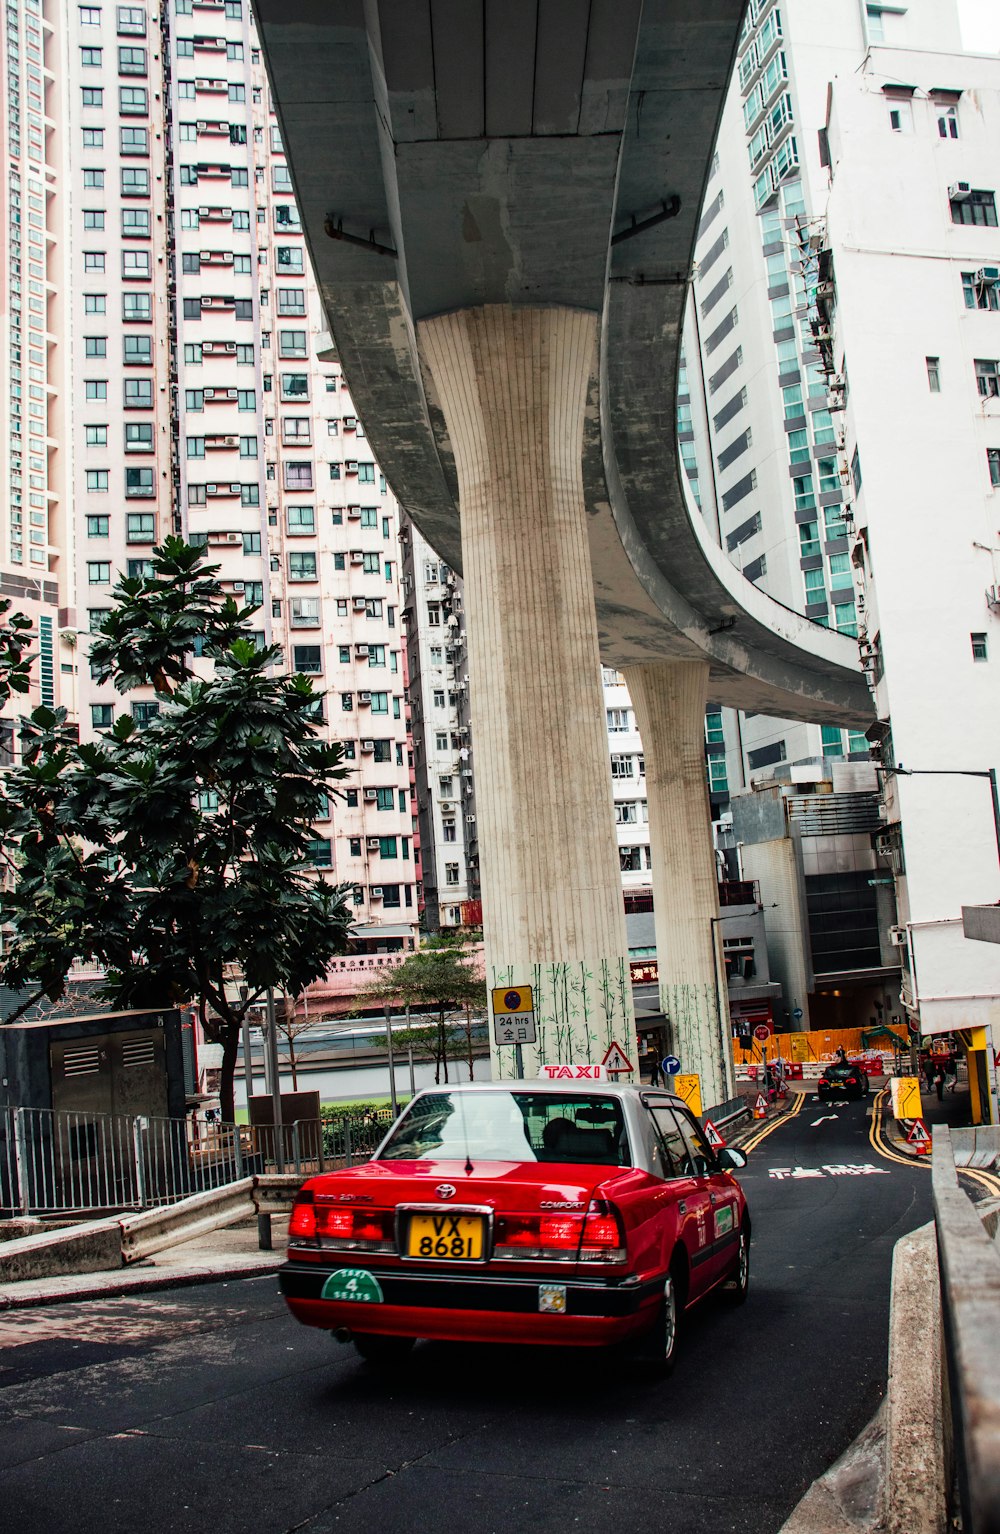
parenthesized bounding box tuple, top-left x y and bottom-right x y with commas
(0, 1254, 285, 1311)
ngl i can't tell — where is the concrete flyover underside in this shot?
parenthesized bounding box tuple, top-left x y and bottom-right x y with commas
(254, 0, 873, 729)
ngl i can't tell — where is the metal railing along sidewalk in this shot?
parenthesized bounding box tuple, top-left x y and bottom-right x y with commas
(933, 1124, 1000, 1534)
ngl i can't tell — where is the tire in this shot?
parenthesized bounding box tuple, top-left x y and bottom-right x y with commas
(723, 1223, 750, 1304)
(632, 1265, 685, 1377)
(352, 1333, 416, 1367)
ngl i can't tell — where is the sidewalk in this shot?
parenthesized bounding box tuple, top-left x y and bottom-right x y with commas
(0, 1213, 287, 1311)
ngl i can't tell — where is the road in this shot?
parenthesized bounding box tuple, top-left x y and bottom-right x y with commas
(0, 1093, 936, 1534)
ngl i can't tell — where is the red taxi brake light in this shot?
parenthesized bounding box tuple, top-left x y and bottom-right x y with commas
(288, 1190, 316, 1242)
(313, 1202, 395, 1254)
(580, 1203, 626, 1262)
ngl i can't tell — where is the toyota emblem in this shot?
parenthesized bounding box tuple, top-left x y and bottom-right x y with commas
(435, 1183, 456, 1199)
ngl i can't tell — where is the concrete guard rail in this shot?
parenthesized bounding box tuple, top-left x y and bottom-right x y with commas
(933, 1125, 1000, 1534)
(0, 1174, 303, 1286)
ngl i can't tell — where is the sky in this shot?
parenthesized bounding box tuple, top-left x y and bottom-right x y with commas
(960, 0, 1000, 50)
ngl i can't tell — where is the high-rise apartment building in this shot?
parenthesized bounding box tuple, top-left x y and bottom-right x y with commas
(0, 0, 71, 733)
(1, 0, 418, 949)
(400, 518, 479, 932)
(679, 1, 958, 790)
(821, 15, 1000, 1116)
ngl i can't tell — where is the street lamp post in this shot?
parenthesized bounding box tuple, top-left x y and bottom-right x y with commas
(890, 764, 1000, 870)
(383, 1003, 399, 1117)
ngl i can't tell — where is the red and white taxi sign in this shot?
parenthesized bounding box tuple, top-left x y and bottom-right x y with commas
(539, 1063, 608, 1081)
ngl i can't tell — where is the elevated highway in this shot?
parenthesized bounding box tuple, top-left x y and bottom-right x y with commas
(255, 0, 872, 1102)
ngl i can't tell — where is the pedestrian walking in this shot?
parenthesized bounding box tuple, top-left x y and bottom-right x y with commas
(933, 1062, 946, 1102)
(645, 1048, 661, 1087)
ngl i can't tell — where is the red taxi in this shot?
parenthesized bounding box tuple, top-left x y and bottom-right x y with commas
(280, 1081, 750, 1371)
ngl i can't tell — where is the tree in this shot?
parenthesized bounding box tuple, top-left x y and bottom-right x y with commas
(0, 539, 355, 1119)
(0, 598, 34, 711)
(353, 946, 487, 1083)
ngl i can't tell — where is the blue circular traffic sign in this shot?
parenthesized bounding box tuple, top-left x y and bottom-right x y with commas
(504, 990, 522, 1010)
(792, 1007, 804, 1021)
(662, 1054, 681, 1075)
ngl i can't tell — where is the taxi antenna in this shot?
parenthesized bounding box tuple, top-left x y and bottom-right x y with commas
(459, 1090, 474, 1176)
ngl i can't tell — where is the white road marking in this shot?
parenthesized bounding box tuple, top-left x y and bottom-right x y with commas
(811, 1115, 839, 1126)
(768, 1163, 891, 1180)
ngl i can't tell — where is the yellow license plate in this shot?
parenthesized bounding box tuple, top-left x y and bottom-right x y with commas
(406, 1213, 485, 1261)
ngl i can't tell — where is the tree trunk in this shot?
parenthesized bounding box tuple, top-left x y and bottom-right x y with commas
(218, 1021, 240, 1124)
(439, 1006, 448, 1084)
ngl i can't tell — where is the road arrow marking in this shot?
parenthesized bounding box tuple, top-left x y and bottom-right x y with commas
(811, 1115, 839, 1125)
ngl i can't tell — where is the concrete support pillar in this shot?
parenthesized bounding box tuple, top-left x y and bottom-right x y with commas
(624, 660, 734, 1108)
(420, 306, 636, 1077)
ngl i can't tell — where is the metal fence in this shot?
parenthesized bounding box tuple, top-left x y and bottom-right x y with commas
(0, 1106, 345, 1218)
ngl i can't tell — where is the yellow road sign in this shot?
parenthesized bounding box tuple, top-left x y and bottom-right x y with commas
(674, 1074, 702, 1117)
(890, 1075, 922, 1120)
(491, 985, 534, 1016)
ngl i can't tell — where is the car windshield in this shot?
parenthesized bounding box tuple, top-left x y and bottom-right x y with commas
(378, 1091, 631, 1167)
(825, 1065, 856, 1079)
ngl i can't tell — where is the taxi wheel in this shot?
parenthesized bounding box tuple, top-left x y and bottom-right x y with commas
(723, 1224, 750, 1304)
(352, 1333, 416, 1367)
(632, 1266, 684, 1376)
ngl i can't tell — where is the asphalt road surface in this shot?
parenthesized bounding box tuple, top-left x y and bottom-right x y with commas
(0, 1095, 934, 1534)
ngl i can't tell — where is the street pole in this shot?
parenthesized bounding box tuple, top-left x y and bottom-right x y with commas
(241, 1014, 254, 1115)
(265, 986, 284, 1173)
(384, 1004, 399, 1116)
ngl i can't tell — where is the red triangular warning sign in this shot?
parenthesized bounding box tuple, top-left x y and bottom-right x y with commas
(704, 1119, 726, 1150)
(601, 1041, 634, 1074)
(907, 1119, 931, 1147)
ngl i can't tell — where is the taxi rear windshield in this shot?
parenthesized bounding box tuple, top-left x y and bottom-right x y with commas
(378, 1091, 631, 1167)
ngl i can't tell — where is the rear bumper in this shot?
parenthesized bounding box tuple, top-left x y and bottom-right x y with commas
(280, 1260, 662, 1348)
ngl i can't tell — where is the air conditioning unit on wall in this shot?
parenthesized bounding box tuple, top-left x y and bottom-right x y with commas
(888, 925, 907, 946)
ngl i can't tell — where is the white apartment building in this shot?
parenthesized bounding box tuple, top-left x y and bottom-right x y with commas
(2, 0, 418, 945)
(401, 517, 478, 932)
(822, 19, 1000, 1118)
(680, 0, 966, 784)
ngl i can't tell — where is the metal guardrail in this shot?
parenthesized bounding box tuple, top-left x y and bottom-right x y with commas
(706, 1096, 751, 1131)
(0, 1106, 334, 1218)
(932, 1125, 1000, 1534)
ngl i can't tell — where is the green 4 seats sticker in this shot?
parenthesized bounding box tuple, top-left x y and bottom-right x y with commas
(321, 1268, 384, 1303)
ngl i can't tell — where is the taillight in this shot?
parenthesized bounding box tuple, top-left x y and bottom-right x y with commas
(580, 1202, 626, 1263)
(494, 1213, 583, 1262)
(845, 1075, 858, 1086)
(313, 1202, 395, 1254)
(288, 1190, 317, 1243)
(493, 1204, 627, 1264)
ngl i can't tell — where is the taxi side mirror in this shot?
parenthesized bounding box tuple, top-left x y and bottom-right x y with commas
(717, 1147, 747, 1171)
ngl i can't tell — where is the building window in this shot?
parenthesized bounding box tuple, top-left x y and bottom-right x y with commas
(951, 189, 998, 227)
(126, 512, 155, 542)
(975, 358, 1000, 398)
(117, 6, 146, 33)
(86, 470, 109, 493)
(926, 356, 941, 392)
(119, 86, 148, 115)
(121, 167, 149, 196)
(118, 46, 146, 74)
(988, 449, 1000, 487)
(972, 632, 989, 661)
(131, 701, 160, 729)
(936, 102, 959, 139)
(122, 293, 151, 322)
(91, 704, 114, 730)
(288, 551, 317, 582)
(87, 561, 111, 584)
(85, 337, 108, 359)
(123, 336, 152, 366)
(123, 378, 152, 408)
(606, 708, 631, 732)
(286, 505, 315, 536)
(83, 210, 105, 230)
(82, 88, 105, 108)
(610, 754, 634, 779)
(124, 422, 153, 452)
(86, 381, 109, 401)
(279, 329, 307, 358)
(962, 272, 1000, 311)
(851, 446, 862, 494)
(83, 128, 105, 148)
(85, 426, 109, 449)
(293, 645, 321, 674)
(120, 126, 148, 155)
(284, 461, 313, 490)
(86, 515, 109, 537)
(887, 98, 912, 134)
(125, 471, 154, 501)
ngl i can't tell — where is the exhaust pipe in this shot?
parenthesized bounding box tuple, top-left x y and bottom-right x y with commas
(332, 1327, 353, 1344)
